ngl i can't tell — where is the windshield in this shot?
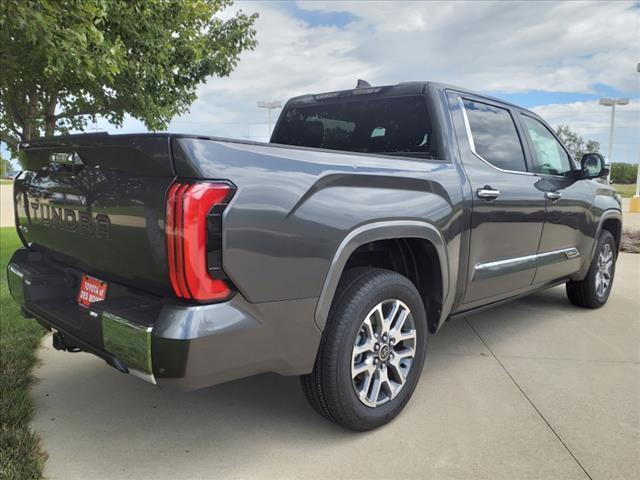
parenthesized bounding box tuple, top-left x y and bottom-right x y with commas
(272, 95, 433, 158)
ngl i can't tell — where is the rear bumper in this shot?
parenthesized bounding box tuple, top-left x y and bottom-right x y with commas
(8, 248, 322, 391)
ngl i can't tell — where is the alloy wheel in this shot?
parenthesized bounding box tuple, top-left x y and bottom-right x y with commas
(595, 243, 613, 298)
(350, 299, 417, 408)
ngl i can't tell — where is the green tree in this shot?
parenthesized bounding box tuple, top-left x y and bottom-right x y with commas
(0, 0, 257, 156)
(555, 125, 600, 161)
(610, 163, 638, 184)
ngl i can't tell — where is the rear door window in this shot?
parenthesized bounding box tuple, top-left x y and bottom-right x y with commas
(462, 99, 527, 172)
(272, 96, 433, 159)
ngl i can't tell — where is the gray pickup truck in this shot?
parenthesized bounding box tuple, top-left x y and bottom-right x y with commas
(8, 81, 622, 430)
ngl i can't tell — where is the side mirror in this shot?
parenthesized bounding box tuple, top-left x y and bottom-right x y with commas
(580, 153, 608, 179)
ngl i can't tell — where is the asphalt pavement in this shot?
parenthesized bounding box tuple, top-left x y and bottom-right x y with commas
(30, 253, 639, 480)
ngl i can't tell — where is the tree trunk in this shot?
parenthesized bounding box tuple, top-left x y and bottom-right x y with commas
(44, 94, 58, 137)
(21, 91, 41, 142)
(21, 122, 33, 142)
(44, 117, 56, 137)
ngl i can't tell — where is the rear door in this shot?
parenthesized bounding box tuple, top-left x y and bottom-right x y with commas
(448, 92, 546, 305)
(517, 113, 594, 283)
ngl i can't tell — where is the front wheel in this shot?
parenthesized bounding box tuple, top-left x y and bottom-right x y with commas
(300, 268, 427, 431)
(566, 230, 616, 308)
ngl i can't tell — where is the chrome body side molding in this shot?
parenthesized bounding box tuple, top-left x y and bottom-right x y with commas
(474, 248, 579, 281)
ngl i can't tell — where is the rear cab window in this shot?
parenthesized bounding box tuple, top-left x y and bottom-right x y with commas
(272, 95, 434, 159)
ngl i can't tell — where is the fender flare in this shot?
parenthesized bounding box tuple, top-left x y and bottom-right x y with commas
(313, 220, 451, 331)
(575, 209, 623, 280)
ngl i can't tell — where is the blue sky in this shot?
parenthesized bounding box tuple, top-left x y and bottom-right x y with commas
(2, 1, 639, 167)
(494, 85, 632, 110)
(282, 1, 358, 28)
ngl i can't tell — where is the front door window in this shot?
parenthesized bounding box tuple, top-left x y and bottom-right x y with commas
(521, 115, 573, 176)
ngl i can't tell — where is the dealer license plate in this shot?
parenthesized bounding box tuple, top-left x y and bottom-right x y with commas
(77, 274, 108, 308)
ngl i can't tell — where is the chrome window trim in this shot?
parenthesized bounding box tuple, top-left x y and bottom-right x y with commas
(474, 247, 580, 281)
(458, 97, 536, 177)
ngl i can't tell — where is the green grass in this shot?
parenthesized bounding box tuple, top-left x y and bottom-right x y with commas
(0, 228, 45, 480)
(613, 183, 637, 198)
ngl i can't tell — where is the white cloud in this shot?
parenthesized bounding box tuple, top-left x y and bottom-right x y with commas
(533, 100, 640, 164)
(88, 0, 639, 162)
(297, 0, 639, 93)
(163, 1, 375, 141)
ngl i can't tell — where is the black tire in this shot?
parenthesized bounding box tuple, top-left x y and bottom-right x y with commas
(300, 267, 427, 431)
(566, 230, 616, 308)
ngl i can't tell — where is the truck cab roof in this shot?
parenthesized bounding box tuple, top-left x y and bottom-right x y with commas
(285, 80, 526, 113)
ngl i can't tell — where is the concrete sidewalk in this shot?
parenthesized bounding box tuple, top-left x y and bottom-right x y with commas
(621, 198, 640, 230)
(30, 253, 639, 480)
(1, 184, 13, 227)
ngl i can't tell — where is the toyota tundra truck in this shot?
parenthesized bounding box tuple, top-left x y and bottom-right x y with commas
(8, 81, 622, 430)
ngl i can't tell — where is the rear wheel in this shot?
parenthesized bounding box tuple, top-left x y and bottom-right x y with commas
(566, 230, 616, 308)
(300, 268, 427, 431)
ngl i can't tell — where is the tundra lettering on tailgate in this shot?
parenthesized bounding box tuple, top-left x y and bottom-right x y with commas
(29, 202, 111, 239)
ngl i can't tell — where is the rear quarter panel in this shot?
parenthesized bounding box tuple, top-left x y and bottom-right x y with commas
(172, 139, 465, 307)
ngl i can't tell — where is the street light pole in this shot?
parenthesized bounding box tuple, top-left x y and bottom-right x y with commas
(599, 97, 630, 185)
(257, 100, 282, 138)
(606, 103, 615, 184)
(636, 153, 640, 198)
(633, 63, 640, 212)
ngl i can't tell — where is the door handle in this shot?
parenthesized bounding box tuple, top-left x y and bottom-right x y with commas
(545, 191, 562, 201)
(477, 187, 500, 200)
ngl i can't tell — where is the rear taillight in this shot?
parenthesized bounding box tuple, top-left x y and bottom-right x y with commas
(165, 181, 235, 301)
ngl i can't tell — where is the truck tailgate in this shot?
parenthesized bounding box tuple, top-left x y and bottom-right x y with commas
(14, 134, 175, 296)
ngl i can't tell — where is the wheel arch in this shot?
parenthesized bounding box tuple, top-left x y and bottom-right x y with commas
(601, 216, 622, 252)
(593, 209, 623, 255)
(575, 209, 623, 281)
(314, 221, 450, 333)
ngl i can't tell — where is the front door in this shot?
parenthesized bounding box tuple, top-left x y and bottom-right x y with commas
(449, 94, 546, 305)
(518, 113, 595, 283)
